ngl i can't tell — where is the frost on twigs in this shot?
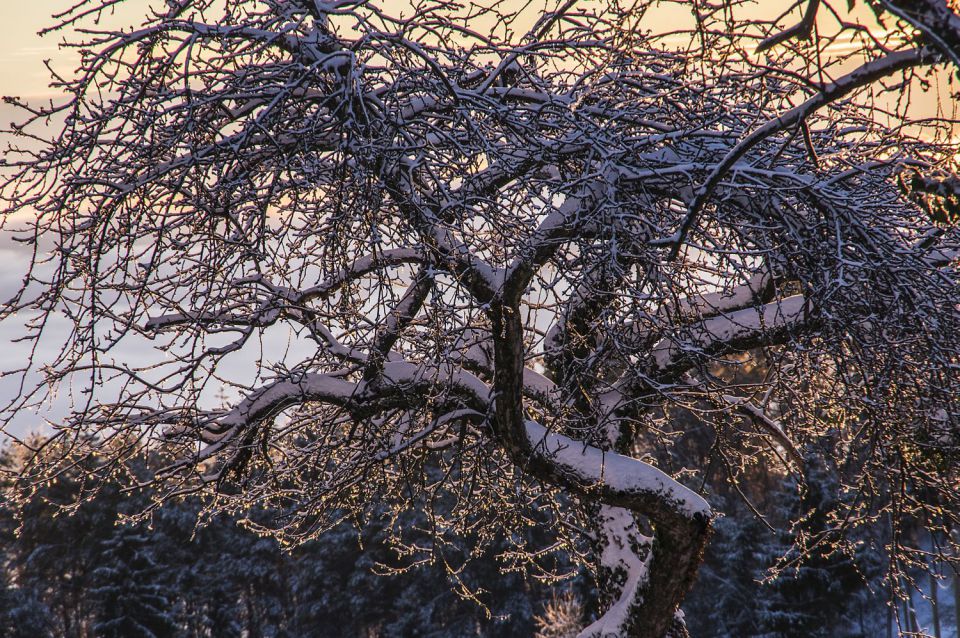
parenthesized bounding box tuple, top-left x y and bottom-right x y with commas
(1, 0, 959, 636)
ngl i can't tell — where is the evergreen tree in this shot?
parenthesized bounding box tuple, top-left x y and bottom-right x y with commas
(690, 511, 771, 637)
(89, 524, 179, 638)
(759, 456, 866, 638)
(0, 439, 902, 636)
(0, 566, 51, 638)
(8, 470, 119, 636)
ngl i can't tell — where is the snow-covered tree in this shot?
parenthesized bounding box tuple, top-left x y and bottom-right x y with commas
(0, 478, 51, 638)
(89, 525, 180, 638)
(757, 454, 867, 638)
(2, 1, 959, 635)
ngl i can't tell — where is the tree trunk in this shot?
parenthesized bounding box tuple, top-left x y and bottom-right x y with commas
(491, 306, 711, 638)
(575, 423, 708, 638)
(245, 584, 260, 638)
(578, 505, 706, 638)
(954, 566, 960, 635)
(930, 567, 941, 638)
(902, 580, 919, 635)
(580, 505, 653, 638)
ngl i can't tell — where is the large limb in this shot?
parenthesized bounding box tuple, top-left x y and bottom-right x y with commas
(567, 277, 783, 636)
(156, 357, 492, 480)
(557, 297, 812, 636)
(597, 295, 810, 471)
(648, 294, 810, 382)
(535, 227, 773, 619)
(524, 420, 710, 638)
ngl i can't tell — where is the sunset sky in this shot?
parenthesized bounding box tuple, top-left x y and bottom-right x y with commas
(0, 1, 145, 99)
(0, 3, 71, 99)
(0, 1, 955, 439)
(0, 1, 724, 99)
(1, 1, 952, 117)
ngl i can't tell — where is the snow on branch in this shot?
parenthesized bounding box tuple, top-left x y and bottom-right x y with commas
(651, 295, 810, 377)
(670, 272, 775, 320)
(662, 46, 934, 259)
(524, 420, 711, 522)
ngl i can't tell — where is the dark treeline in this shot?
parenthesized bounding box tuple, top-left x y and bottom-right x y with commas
(0, 444, 557, 638)
(1, 440, 955, 638)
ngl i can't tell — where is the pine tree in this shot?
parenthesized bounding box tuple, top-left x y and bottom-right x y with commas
(759, 456, 866, 638)
(8, 469, 119, 636)
(89, 524, 179, 638)
(0, 566, 51, 638)
(694, 511, 771, 637)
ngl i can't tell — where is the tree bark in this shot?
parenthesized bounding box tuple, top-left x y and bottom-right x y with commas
(925, 529, 943, 638)
(931, 567, 941, 638)
(954, 563, 960, 635)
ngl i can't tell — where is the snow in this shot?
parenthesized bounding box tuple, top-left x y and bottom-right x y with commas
(522, 368, 557, 403)
(206, 360, 491, 440)
(652, 295, 807, 371)
(577, 505, 653, 638)
(378, 360, 491, 402)
(221, 374, 358, 428)
(673, 272, 771, 318)
(449, 328, 557, 403)
(300, 248, 424, 300)
(525, 420, 711, 520)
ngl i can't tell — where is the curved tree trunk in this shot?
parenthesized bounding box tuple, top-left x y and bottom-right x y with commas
(575, 504, 711, 638)
(490, 305, 712, 637)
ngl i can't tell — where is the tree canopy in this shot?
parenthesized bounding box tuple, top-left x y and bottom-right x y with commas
(1, 1, 959, 636)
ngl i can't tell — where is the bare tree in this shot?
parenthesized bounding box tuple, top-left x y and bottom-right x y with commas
(1, 1, 959, 636)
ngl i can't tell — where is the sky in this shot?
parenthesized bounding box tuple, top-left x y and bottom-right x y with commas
(0, 1, 956, 438)
(0, 1, 152, 99)
(0, 2, 75, 99)
(0, 1, 741, 99)
(0, 3, 278, 437)
(0, 1, 929, 99)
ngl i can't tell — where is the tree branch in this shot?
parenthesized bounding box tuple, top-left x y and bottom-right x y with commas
(659, 46, 934, 260)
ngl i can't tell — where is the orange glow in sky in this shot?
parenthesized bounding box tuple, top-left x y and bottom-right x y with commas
(0, 1, 954, 129)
